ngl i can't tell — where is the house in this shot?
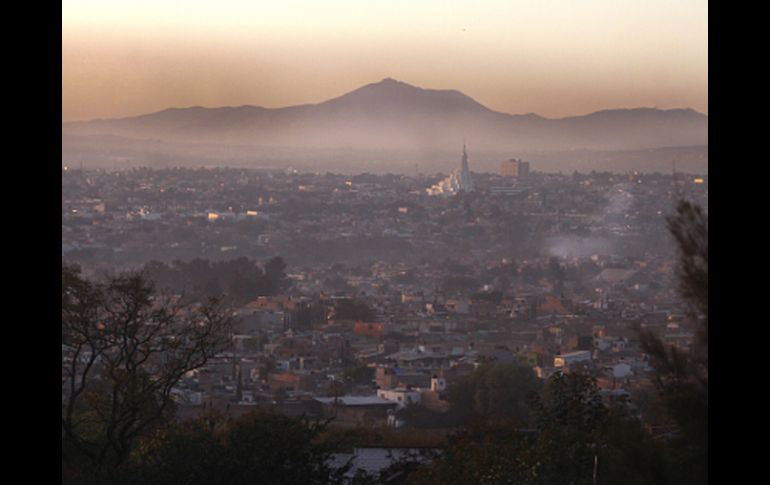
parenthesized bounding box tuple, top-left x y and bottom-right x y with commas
(516, 351, 540, 367)
(385, 347, 454, 369)
(376, 366, 398, 389)
(268, 371, 318, 392)
(377, 387, 422, 408)
(315, 395, 398, 426)
(328, 448, 439, 484)
(354, 322, 386, 337)
(554, 350, 592, 368)
(594, 268, 638, 285)
(538, 295, 571, 316)
(375, 366, 432, 390)
(445, 298, 469, 314)
(233, 308, 286, 333)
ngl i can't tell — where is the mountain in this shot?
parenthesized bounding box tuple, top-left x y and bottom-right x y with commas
(62, 78, 708, 171)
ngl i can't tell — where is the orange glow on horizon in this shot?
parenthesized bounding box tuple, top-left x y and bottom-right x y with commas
(62, 1, 708, 121)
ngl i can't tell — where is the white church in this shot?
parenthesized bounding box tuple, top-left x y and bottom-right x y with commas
(426, 143, 474, 196)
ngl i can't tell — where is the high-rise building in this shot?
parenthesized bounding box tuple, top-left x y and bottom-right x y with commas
(501, 158, 530, 179)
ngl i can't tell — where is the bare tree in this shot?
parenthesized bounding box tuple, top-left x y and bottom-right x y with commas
(62, 264, 233, 475)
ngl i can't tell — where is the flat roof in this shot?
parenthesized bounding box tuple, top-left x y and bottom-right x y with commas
(315, 396, 396, 407)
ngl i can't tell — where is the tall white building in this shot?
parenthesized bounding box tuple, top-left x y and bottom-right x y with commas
(426, 143, 475, 196)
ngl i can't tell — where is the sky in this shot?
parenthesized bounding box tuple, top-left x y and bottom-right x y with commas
(62, 0, 708, 122)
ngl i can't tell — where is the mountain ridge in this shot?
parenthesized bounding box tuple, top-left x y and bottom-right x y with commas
(62, 78, 707, 167)
(65, 78, 706, 124)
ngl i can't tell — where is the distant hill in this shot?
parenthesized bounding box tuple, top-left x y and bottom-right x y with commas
(62, 78, 708, 172)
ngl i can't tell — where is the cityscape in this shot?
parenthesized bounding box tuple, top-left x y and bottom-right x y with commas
(62, 1, 707, 484)
(63, 146, 707, 483)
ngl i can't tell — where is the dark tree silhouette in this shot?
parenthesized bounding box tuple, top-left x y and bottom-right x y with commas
(143, 256, 290, 305)
(447, 362, 542, 424)
(123, 410, 347, 485)
(332, 298, 376, 322)
(638, 199, 707, 484)
(62, 264, 233, 481)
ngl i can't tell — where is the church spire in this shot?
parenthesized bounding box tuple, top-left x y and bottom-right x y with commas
(459, 140, 473, 192)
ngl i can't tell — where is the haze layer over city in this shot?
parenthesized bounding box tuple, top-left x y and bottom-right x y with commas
(62, 2, 708, 484)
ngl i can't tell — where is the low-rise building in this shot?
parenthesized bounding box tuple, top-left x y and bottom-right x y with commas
(554, 350, 592, 368)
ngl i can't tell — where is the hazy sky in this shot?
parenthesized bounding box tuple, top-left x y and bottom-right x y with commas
(62, 0, 707, 122)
